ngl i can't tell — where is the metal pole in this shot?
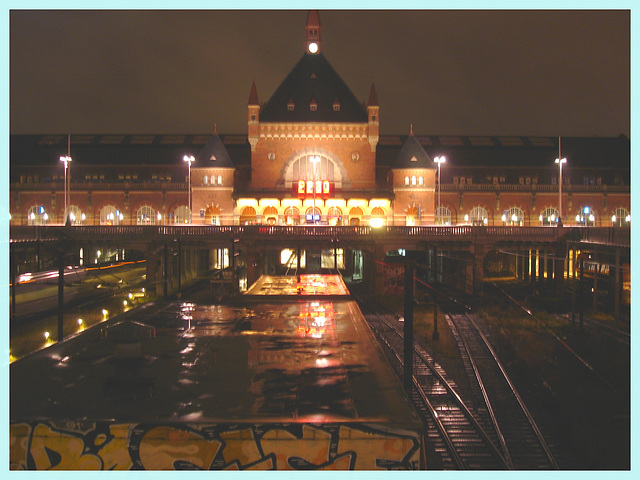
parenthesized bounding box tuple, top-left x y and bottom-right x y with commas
(403, 262, 414, 391)
(579, 257, 584, 332)
(58, 248, 65, 343)
(10, 242, 16, 316)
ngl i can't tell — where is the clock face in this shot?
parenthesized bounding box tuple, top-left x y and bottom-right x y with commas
(308, 42, 318, 54)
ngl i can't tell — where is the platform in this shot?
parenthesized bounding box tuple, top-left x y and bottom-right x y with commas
(10, 275, 423, 470)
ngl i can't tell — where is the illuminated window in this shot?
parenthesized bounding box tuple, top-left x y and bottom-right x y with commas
(575, 206, 596, 226)
(404, 176, 410, 186)
(305, 206, 322, 223)
(327, 207, 342, 226)
(240, 206, 257, 225)
(100, 205, 123, 225)
(435, 206, 451, 225)
(137, 205, 156, 225)
(539, 207, 559, 226)
(284, 206, 300, 225)
(68, 205, 85, 225)
(262, 206, 278, 225)
(217, 175, 223, 185)
(468, 206, 488, 226)
(405, 204, 419, 226)
(202, 175, 208, 185)
(349, 206, 364, 226)
(370, 207, 386, 227)
(174, 205, 190, 224)
(27, 205, 48, 225)
(418, 176, 424, 186)
(205, 205, 221, 225)
(411, 176, 417, 185)
(611, 207, 630, 227)
(503, 206, 524, 226)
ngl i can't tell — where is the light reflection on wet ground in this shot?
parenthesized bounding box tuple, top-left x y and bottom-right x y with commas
(12, 294, 401, 424)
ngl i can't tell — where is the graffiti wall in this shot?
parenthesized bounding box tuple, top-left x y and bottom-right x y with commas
(11, 421, 423, 470)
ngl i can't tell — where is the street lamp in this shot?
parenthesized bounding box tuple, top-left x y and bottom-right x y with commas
(555, 157, 566, 224)
(183, 155, 195, 223)
(310, 155, 320, 224)
(59, 155, 72, 224)
(433, 156, 446, 225)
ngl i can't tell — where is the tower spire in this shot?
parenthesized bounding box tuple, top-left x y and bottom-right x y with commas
(305, 10, 322, 54)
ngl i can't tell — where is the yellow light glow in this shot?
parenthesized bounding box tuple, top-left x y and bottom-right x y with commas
(369, 199, 391, 208)
(325, 198, 346, 208)
(347, 199, 367, 208)
(237, 198, 258, 208)
(370, 217, 384, 228)
(282, 198, 302, 208)
(259, 198, 280, 208)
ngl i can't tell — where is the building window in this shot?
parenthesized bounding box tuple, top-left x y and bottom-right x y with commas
(137, 205, 156, 225)
(284, 206, 300, 225)
(203, 175, 208, 185)
(404, 176, 410, 186)
(576, 206, 596, 226)
(174, 205, 190, 224)
(327, 207, 342, 226)
(539, 207, 560, 226)
(411, 176, 417, 185)
(349, 206, 364, 226)
(467, 206, 488, 226)
(370, 206, 386, 227)
(435, 206, 451, 226)
(240, 206, 257, 225)
(418, 176, 424, 186)
(503, 206, 524, 226)
(68, 205, 85, 225)
(611, 207, 630, 227)
(217, 175, 223, 185)
(27, 205, 48, 225)
(205, 205, 221, 225)
(405, 204, 419, 226)
(100, 205, 123, 225)
(262, 206, 278, 225)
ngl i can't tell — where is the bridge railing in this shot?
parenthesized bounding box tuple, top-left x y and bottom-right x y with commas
(9, 224, 585, 244)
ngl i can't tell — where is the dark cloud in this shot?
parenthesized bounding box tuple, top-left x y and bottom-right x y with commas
(10, 9, 629, 136)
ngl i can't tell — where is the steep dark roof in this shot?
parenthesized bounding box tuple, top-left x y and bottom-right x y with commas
(259, 53, 368, 123)
(392, 134, 435, 169)
(197, 133, 235, 168)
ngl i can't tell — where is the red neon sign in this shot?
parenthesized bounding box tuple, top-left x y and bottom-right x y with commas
(294, 180, 333, 198)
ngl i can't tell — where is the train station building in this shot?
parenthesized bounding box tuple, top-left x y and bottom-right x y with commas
(9, 11, 630, 230)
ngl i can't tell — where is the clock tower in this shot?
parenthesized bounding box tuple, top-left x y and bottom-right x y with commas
(305, 10, 322, 54)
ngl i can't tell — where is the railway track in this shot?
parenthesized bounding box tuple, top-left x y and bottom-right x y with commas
(353, 284, 559, 470)
(362, 309, 509, 470)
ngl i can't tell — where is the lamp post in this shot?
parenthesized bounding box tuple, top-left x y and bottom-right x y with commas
(183, 155, 195, 223)
(59, 155, 72, 225)
(555, 157, 567, 223)
(310, 155, 320, 224)
(433, 156, 446, 225)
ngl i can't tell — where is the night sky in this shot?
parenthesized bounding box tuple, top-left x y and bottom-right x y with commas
(10, 9, 630, 138)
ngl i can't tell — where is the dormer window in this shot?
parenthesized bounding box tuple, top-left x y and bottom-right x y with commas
(333, 99, 341, 111)
(210, 155, 217, 161)
(287, 99, 295, 111)
(310, 98, 318, 111)
(411, 156, 418, 162)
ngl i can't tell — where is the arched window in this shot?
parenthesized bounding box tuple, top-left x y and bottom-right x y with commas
(503, 206, 524, 226)
(202, 175, 209, 185)
(468, 206, 488, 226)
(611, 207, 630, 227)
(284, 206, 300, 225)
(137, 205, 156, 225)
(205, 205, 221, 225)
(539, 207, 560, 226)
(100, 205, 123, 225)
(239, 206, 257, 225)
(305, 206, 322, 224)
(286, 154, 341, 188)
(217, 175, 223, 185)
(404, 176, 410, 186)
(418, 176, 424, 186)
(435, 206, 451, 226)
(68, 205, 85, 225)
(27, 205, 48, 225)
(370, 206, 386, 227)
(349, 206, 364, 226)
(411, 176, 417, 185)
(575, 206, 596, 226)
(327, 206, 342, 226)
(262, 206, 278, 225)
(174, 205, 190, 224)
(405, 204, 419, 226)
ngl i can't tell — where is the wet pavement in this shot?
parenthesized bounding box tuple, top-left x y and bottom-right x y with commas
(11, 276, 420, 429)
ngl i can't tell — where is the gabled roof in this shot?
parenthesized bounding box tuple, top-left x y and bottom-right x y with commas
(259, 53, 368, 123)
(393, 133, 435, 169)
(197, 131, 235, 168)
